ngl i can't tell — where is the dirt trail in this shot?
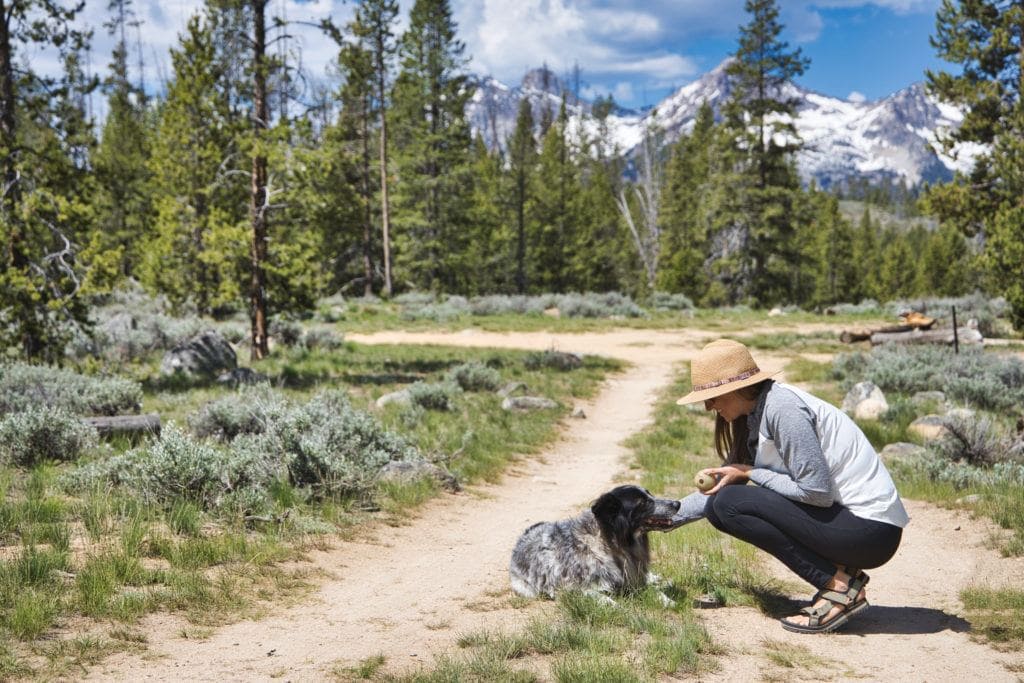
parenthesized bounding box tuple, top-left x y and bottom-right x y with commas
(90, 328, 1024, 682)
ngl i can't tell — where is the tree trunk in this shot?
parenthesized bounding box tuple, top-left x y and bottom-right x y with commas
(515, 168, 526, 294)
(375, 47, 392, 298)
(361, 95, 374, 297)
(249, 0, 270, 360)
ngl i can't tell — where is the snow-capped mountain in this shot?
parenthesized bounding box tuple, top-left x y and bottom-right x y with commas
(467, 60, 976, 188)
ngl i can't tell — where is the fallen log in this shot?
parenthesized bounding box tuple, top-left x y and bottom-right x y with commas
(82, 413, 161, 440)
(840, 324, 913, 343)
(870, 327, 983, 347)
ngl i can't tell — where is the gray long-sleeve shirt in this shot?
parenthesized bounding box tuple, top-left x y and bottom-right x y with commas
(673, 381, 836, 525)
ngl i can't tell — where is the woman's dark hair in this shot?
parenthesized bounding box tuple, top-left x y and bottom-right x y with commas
(713, 380, 771, 465)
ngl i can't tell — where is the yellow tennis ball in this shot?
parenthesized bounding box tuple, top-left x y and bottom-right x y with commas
(694, 472, 716, 492)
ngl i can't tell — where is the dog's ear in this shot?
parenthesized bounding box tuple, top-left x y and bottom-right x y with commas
(591, 492, 621, 525)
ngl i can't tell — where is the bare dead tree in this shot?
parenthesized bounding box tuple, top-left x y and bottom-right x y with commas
(616, 128, 662, 292)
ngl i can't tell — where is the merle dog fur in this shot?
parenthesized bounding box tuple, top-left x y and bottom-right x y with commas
(509, 485, 682, 599)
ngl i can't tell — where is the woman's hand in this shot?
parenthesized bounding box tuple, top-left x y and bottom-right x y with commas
(698, 464, 753, 495)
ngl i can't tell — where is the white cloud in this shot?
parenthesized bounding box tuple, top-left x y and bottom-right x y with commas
(29, 0, 942, 114)
(611, 81, 634, 103)
(847, 90, 867, 103)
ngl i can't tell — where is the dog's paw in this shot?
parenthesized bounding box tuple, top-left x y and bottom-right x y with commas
(656, 591, 677, 609)
(584, 589, 617, 606)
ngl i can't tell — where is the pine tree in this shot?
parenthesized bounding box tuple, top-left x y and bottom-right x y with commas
(0, 0, 94, 358)
(507, 98, 537, 293)
(532, 97, 580, 292)
(878, 228, 918, 300)
(335, 17, 378, 296)
(465, 134, 510, 294)
(87, 0, 152, 289)
(572, 104, 629, 295)
(721, 0, 810, 305)
(851, 206, 881, 302)
(142, 13, 247, 315)
(659, 102, 715, 299)
(807, 192, 856, 306)
(924, 0, 1024, 327)
(390, 0, 475, 292)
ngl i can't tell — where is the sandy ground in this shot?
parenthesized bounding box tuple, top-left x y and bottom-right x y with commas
(87, 328, 1024, 682)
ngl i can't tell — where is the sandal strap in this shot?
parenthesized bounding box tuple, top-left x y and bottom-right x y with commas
(803, 600, 834, 627)
(819, 589, 854, 606)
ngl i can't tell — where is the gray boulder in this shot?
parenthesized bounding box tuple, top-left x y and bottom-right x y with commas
(160, 331, 236, 379)
(376, 389, 412, 408)
(377, 460, 460, 492)
(841, 381, 889, 421)
(909, 415, 948, 441)
(501, 396, 559, 411)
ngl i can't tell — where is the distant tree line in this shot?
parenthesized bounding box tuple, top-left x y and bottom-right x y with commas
(0, 0, 1012, 361)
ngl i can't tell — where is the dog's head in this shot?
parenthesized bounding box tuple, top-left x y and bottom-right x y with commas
(591, 485, 683, 541)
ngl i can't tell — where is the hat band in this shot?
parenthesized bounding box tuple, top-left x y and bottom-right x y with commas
(692, 368, 760, 392)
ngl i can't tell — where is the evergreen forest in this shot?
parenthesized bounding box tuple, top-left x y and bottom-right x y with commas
(0, 0, 1021, 361)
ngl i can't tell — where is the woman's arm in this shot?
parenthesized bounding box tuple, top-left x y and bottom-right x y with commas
(672, 490, 710, 525)
(750, 391, 835, 506)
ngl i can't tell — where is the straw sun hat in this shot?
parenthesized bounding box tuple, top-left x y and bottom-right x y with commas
(676, 339, 779, 405)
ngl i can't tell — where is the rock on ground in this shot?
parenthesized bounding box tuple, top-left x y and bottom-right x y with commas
(501, 396, 559, 411)
(160, 331, 236, 379)
(842, 381, 889, 420)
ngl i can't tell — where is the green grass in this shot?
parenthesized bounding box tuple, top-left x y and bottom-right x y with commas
(961, 587, 1024, 648)
(735, 330, 844, 354)
(782, 358, 834, 384)
(318, 299, 887, 336)
(0, 340, 621, 675)
(380, 369, 786, 682)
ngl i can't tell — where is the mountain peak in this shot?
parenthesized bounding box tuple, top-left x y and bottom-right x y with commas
(466, 64, 975, 188)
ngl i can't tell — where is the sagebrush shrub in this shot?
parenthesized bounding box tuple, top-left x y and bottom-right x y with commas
(399, 296, 471, 322)
(524, 350, 583, 371)
(832, 346, 1024, 411)
(0, 363, 142, 416)
(468, 295, 548, 316)
(0, 407, 97, 466)
(553, 292, 645, 318)
(264, 390, 420, 495)
(302, 328, 344, 351)
(827, 299, 882, 315)
(188, 385, 290, 441)
(445, 362, 501, 392)
(64, 424, 284, 511)
(650, 291, 695, 312)
(934, 414, 1022, 467)
(67, 390, 424, 506)
(407, 382, 461, 411)
(269, 319, 304, 348)
(77, 284, 207, 362)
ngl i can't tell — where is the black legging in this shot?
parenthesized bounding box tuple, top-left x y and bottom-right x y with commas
(704, 484, 903, 589)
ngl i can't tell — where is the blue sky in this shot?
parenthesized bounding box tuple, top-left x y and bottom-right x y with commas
(60, 0, 953, 112)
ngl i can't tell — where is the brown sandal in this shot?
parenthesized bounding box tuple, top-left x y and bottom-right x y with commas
(782, 571, 870, 634)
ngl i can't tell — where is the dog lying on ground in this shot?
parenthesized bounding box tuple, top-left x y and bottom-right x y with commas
(509, 485, 683, 600)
